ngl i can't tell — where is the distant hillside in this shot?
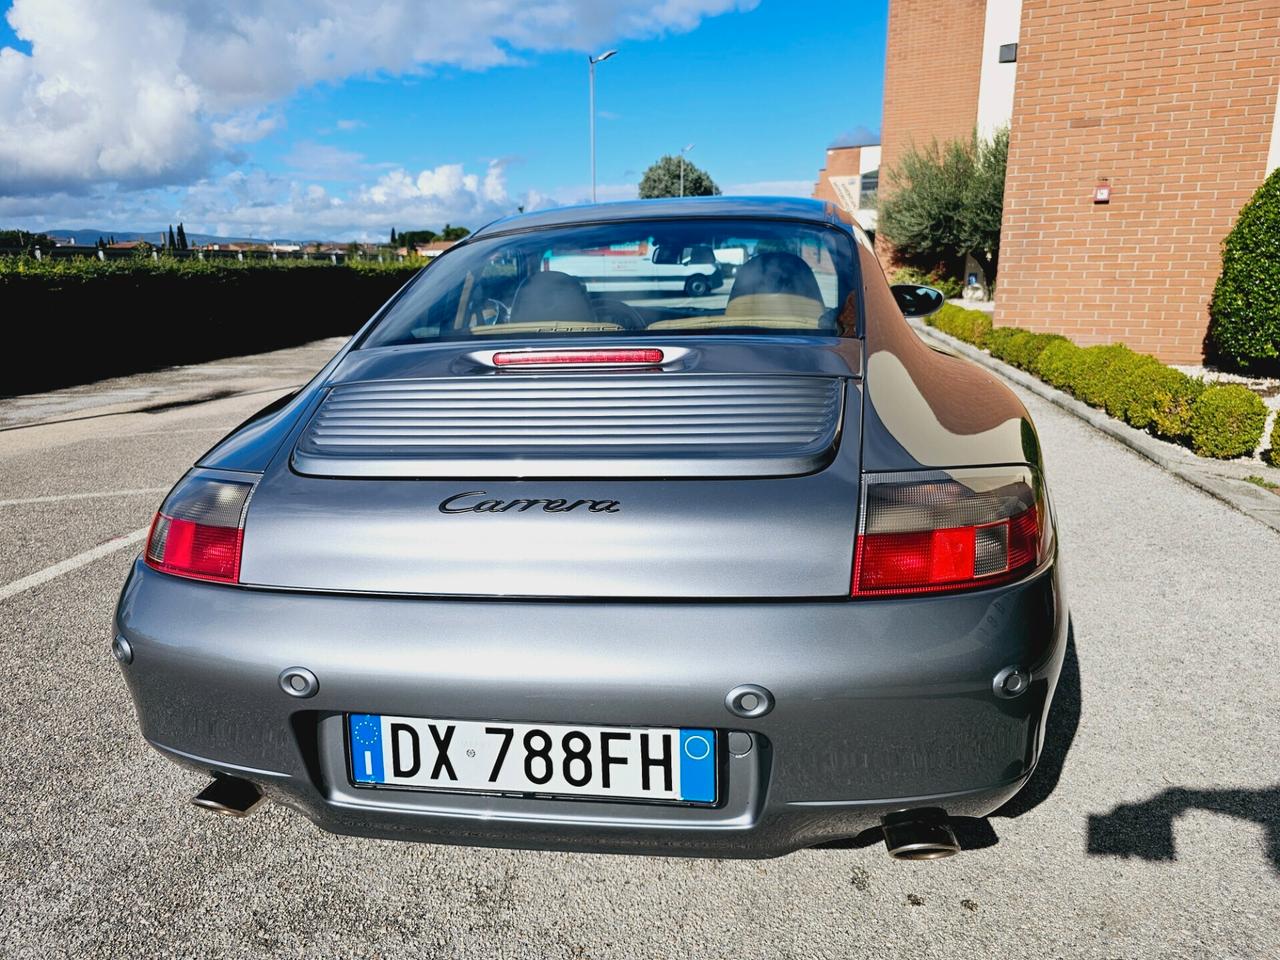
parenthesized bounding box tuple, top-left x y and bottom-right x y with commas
(42, 228, 301, 246)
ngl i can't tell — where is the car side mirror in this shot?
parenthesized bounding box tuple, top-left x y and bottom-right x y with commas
(890, 284, 946, 318)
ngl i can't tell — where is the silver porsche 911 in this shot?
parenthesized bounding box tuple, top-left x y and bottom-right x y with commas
(114, 197, 1066, 861)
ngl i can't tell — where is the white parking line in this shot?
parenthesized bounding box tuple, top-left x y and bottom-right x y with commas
(0, 527, 149, 602)
(0, 487, 168, 507)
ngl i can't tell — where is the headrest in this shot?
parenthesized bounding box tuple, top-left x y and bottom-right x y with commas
(508, 271, 594, 325)
(727, 252, 823, 303)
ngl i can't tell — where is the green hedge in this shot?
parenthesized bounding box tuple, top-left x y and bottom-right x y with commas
(1208, 167, 1280, 369)
(926, 304, 1268, 460)
(1268, 415, 1280, 466)
(0, 255, 423, 394)
(929, 303, 992, 347)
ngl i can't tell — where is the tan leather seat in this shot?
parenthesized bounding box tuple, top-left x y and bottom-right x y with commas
(724, 251, 825, 321)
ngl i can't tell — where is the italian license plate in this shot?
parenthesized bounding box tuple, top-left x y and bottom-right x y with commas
(348, 714, 717, 804)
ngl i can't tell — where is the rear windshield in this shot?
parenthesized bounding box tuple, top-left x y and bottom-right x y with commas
(362, 218, 858, 348)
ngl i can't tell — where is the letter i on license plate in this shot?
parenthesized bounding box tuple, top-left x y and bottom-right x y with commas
(348, 714, 717, 803)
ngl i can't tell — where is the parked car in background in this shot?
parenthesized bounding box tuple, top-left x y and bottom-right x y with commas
(115, 196, 1066, 862)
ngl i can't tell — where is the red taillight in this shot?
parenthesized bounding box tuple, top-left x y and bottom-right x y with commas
(852, 469, 1050, 598)
(492, 349, 664, 367)
(145, 476, 253, 583)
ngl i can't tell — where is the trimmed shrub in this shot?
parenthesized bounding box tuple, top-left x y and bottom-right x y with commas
(890, 266, 964, 300)
(1069, 344, 1140, 408)
(1208, 167, 1280, 369)
(1033, 339, 1086, 390)
(991, 329, 1068, 372)
(1188, 384, 1268, 459)
(1268, 414, 1280, 466)
(1132, 366, 1206, 442)
(1100, 355, 1172, 422)
(928, 303, 992, 347)
(983, 326, 1020, 359)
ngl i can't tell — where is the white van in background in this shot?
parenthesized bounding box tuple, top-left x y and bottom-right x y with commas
(547, 243, 724, 297)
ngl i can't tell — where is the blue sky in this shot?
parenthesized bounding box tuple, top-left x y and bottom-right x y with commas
(0, 1, 886, 239)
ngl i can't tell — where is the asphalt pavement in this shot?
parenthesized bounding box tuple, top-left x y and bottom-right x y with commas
(1, 339, 1277, 959)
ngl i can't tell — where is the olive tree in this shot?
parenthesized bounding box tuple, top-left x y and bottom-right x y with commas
(878, 127, 1008, 287)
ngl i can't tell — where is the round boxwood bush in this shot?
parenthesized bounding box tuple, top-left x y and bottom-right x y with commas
(1034, 339, 1086, 389)
(1071, 344, 1141, 408)
(1102, 353, 1166, 420)
(984, 326, 1021, 361)
(984, 327, 1061, 370)
(1208, 167, 1280, 369)
(1129, 365, 1205, 442)
(1188, 384, 1268, 458)
(1004, 332, 1067, 372)
(1267, 413, 1280, 466)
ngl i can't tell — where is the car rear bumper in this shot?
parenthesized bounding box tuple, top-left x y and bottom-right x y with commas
(115, 557, 1067, 858)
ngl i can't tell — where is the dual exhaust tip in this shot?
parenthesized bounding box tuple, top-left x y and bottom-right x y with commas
(191, 777, 962, 861)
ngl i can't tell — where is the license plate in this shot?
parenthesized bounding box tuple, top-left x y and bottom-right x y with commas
(347, 714, 717, 804)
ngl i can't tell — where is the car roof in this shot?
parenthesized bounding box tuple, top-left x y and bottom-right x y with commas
(470, 196, 842, 239)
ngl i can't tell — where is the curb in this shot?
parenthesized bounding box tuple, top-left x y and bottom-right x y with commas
(909, 319, 1280, 537)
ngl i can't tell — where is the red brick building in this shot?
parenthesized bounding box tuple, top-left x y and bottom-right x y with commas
(865, 0, 1280, 363)
(813, 143, 881, 232)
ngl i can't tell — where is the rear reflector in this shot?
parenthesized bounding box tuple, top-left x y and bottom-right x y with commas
(852, 468, 1050, 597)
(145, 476, 254, 583)
(492, 349, 664, 367)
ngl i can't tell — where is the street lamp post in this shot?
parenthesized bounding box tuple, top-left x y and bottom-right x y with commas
(588, 50, 618, 203)
(679, 143, 694, 197)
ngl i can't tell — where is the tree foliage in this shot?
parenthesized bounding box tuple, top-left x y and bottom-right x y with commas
(1208, 166, 1280, 369)
(397, 224, 470, 247)
(878, 127, 1008, 286)
(638, 155, 721, 199)
(0, 230, 54, 251)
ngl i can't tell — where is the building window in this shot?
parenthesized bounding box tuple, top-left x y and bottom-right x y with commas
(859, 169, 879, 209)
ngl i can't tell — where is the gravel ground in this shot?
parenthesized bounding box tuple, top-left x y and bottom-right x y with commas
(1, 342, 1277, 960)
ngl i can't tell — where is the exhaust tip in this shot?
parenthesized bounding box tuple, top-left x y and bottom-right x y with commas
(192, 776, 264, 818)
(881, 808, 961, 861)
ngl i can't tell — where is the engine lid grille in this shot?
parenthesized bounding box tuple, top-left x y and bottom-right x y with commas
(292, 374, 845, 478)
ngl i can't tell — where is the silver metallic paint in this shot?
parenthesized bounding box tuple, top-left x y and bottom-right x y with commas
(118, 197, 1067, 857)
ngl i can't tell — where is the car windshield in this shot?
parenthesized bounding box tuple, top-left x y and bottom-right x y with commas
(362, 218, 858, 348)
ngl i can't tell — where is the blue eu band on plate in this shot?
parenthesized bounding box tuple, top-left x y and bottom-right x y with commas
(348, 714, 717, 804)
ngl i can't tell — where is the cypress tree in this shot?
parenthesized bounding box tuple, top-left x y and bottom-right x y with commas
(390, 227, 397, 245)
(167, 225, 176, 250)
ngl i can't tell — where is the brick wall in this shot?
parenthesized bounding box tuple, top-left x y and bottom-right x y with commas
(877, 0, 988, 262)
(996, 0, 1280, 363)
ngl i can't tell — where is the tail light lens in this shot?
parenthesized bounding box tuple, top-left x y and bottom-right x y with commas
(145, 475, 254, 584)
(852, 467, 1052, 598)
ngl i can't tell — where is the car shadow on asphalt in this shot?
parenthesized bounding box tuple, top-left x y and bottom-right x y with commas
(1086, 786, 1280, 874)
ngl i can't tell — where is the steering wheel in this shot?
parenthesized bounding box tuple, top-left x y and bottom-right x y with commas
(465, 297, 511, 328)
(591, 297, 647, 330)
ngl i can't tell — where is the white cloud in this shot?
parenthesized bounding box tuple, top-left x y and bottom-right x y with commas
(0, 0, 758, 196)
(0, 158, 554, 240)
